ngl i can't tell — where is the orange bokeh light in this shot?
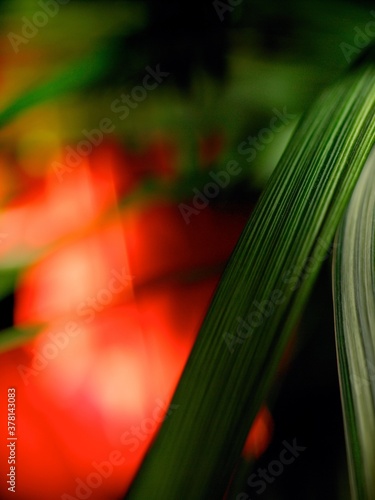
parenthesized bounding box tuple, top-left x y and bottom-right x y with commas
(0, 138, 270, 499)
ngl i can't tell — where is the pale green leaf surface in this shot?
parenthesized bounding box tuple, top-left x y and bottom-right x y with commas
(334, 145, 375, 500)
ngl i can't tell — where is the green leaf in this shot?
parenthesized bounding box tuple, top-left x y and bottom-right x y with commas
(0, 325, 42, 353)
(0, 45, 113, 129)
(0, 266, 20, 301)
(333, 145, 375, 499)
(127, 48, 375, 499)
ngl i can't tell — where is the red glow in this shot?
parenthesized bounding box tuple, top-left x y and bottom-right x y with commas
(242, 406, 274, 461)
(0, 138, 269, 499)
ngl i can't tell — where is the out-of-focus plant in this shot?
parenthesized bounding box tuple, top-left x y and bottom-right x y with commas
(0, 1, 374, 499)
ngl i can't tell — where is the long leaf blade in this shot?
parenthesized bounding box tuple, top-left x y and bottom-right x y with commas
(333, 145, 375, 500)
(127, 51, 375, 499)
